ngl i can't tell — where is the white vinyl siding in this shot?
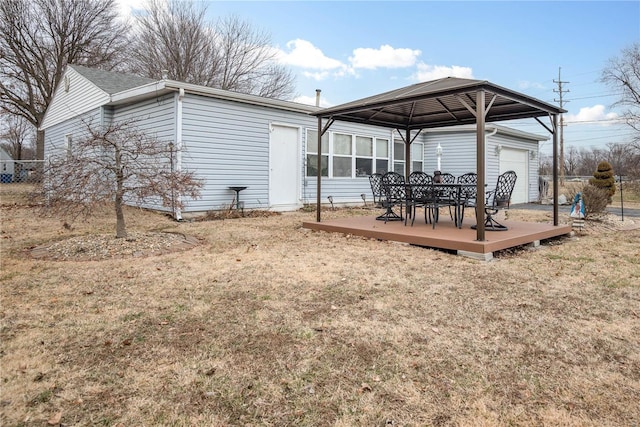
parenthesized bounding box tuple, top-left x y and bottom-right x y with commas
(41, 67, 110, 129)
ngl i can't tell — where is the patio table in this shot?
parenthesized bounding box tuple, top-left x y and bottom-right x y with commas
(433, 183, 476, 228)
(378, 182, 477, 228)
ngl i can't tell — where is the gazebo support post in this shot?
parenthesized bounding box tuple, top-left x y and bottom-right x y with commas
(316, 116, 322, 222)
(476, 89, 486, 241)
(405, 128, 411, 178)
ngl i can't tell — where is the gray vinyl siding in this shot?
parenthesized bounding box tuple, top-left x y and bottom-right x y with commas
(43, 109, 102, 157)
(111, 94, 175, 141)
(181, 93, 315, 211)
(422, 132, 477, 176)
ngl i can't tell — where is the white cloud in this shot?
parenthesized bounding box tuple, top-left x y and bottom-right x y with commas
(302, 71, 331, 81)
(565, 105, 620, 125)
(276, 39, 346, 71)
(115, 0, 149, 18)
(294, 94, 334, 108)
(412, 63, 474, 81)
(349, 45, 421, 69)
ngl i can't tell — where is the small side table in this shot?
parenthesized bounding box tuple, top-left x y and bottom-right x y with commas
(228, 186, 248, 211)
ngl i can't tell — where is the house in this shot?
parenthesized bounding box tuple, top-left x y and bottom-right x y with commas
(0, 147, 15, 183)
(41, 65, 546, 215)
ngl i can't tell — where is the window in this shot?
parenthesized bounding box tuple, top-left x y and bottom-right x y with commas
(305, 130, 391, 178)
(355, 136, 373, 177)
(393, 140, 405, 174)
(411, 142, 424, 172)
(306, 129, 329, 177)
(375, 138, 389, 173)
(333, 133, 352, 177)
(65, 134, 72, 158)
(393, 140, 423, 174)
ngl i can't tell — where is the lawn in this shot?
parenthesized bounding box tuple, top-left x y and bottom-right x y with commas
(1, 184, 639, 426)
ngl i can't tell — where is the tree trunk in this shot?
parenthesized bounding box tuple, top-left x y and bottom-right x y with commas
(36, 129, 44, 160)
(115, 191, 127, 238)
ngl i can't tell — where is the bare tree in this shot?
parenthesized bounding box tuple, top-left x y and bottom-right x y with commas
(601, 43, 640, 149)
(213, 15, 295, 98)
(0, 0, 129, 160)
(130, 1, 295, 99)
(565, 146, 580, 177)
(43, 120, 202, 238)
(128, 0, 219, 84)
(0, 113, 35, 160)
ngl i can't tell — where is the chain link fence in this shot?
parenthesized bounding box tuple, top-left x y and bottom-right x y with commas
(0, 160, 44, 184)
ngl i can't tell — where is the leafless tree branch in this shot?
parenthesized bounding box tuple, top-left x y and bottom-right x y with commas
(42, 119, 202, 238)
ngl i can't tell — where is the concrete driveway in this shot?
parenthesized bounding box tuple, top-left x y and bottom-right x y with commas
(513, 203, 640, 219)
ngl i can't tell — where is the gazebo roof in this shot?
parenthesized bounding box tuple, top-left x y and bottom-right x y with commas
(312, 77, 565, 130)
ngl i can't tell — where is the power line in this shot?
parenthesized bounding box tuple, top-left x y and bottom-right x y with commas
(554, 67, 570, 184)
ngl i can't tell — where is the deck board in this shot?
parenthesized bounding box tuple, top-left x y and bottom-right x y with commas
(303, 214, 572, 260)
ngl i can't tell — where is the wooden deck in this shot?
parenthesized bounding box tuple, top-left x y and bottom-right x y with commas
(302, 213, 572, 261)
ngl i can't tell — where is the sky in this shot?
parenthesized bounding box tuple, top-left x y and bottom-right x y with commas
(119, 1, 640, 155)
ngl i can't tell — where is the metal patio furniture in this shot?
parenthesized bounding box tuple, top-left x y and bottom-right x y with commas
(438, 172, 457, 221)
(369, 173, 385, 207)
(476, 170, 517, 231)
(406, 171, 437, 226)
(456, 172, 478, 226)
(379, 171, 406, 223)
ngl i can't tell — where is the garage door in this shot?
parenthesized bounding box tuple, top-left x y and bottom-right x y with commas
(499, 148, 528, 204)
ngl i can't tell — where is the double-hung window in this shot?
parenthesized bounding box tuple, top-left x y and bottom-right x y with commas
(355, 136, 373, 177)
(393, 140, 405, 174)
(375, 138, 389, 173)
(65, 134, 73, 159)
(411, 142, 424, 172)
(306, 130, 329, 177)
(332, 133, 352, 177)
(393, 140, 423, 174)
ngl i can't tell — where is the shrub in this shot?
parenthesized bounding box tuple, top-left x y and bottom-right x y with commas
(589, 161, 616, 202)
(581, 184, 610, 217)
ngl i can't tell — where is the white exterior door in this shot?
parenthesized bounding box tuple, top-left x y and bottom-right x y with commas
(500, 148, 529, 204)
(269, 124, 300, 210)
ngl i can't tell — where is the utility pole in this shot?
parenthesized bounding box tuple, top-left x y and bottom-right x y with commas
(554, 67, 569, 185)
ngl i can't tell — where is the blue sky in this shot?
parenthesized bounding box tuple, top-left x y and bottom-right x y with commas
(122, 1, 640, 154)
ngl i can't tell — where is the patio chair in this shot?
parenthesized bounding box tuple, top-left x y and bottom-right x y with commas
(456, 172, 478, 226)
(478, 170, 517, 231)
(380, 171, 406, 223)
(438, 172, 457, 221)
(368, 173, 385, 207)
(406, 171, 437, 226)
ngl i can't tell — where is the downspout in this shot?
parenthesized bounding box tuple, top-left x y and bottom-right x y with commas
(175, 87, 185, 221)
(486, 126, 498, 139)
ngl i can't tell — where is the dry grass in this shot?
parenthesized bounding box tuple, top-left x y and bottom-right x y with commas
(1, 184, 639, 426)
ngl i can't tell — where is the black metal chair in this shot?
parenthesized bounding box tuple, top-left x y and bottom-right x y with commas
(406, 171, 437, 226)
(380, 171, 406, 223)
(456, 172, 477, 226)
(369, 173, 385, 207)
(438, 172, 457, 221)
(480, 170, 517, 231)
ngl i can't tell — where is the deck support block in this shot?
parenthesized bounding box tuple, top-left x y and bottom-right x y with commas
(457, 250, 494, 261)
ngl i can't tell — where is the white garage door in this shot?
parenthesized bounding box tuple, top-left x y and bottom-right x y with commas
(499, 148, 528, 204)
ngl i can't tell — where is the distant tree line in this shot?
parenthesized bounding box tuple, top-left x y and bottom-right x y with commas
(538, 142, 640, 179)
